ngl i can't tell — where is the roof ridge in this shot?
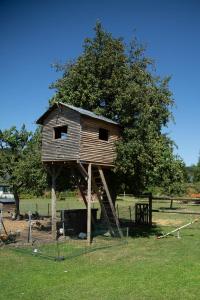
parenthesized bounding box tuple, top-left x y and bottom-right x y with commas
(58, 102, 119, 125)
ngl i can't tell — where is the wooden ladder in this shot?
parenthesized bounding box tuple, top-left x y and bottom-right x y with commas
(76, 163, 123, 238)
(92, 166, 123, 238)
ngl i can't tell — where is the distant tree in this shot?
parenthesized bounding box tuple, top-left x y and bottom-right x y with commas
(193, 156, 200, 183)
(0, 126, 47, 217)
(50, 22, 185, 195)
(185, 165, 196, 183)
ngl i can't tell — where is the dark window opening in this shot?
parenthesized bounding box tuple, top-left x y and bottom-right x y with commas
(54, 126, 68, 140)
(99, 128, 109, 141)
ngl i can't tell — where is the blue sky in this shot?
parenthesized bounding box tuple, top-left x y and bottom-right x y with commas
(0, 0, 199, 165)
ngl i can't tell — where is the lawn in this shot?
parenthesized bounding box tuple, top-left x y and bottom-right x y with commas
(1, 196, 200, 299)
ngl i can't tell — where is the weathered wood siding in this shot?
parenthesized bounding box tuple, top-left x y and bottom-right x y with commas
(41, 106, 81, 161)
(80, 116, 120, 165)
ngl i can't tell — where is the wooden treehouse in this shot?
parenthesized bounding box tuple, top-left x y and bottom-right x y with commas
(36, 102, 123, 242)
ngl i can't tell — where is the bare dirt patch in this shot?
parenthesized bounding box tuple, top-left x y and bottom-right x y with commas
(4, 219, 28, 232)
(2, 217, 53, 244)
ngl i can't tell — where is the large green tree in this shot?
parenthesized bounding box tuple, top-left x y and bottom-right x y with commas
(50, 22, 185, 195)
(0, 126, 47, 217)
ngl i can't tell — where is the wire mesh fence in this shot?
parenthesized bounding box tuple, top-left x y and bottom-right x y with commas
(5, 195, 200, 260)
(11, 227, 128, 261)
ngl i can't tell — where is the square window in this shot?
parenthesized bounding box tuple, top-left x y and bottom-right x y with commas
(99, 128, 109, 141)
(54, 126, 68, 140)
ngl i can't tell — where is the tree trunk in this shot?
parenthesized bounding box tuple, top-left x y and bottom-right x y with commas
(13, 189, 20, 219)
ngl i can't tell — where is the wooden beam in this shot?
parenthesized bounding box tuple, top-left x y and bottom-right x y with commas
(51, 166, 57, 240)
(87, 163, 92, 245)
(149, 193, 152, 226)
(98, 166, 123, 238)
(73, 166, 96, 226)
(91, 175, 115, 236)
(45, 164, 63, 240)
(77, 161, 88, 181)
(76, 180, 88, 208)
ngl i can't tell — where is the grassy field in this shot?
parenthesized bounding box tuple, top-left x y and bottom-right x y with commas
(1, 196, 200, 299)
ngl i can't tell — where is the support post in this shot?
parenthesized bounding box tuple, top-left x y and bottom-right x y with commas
(129, 206, 132, 222)
(51, 167, 57, 240)
(28, 211, 32, 243)
(62, 210, 65, 238)
(0, 204, 3, 234)
(98, 166, 123, 237)
(170, 198, 173, 209)
(48, 203, 50, 217)
(149, 193, 152, 226)
(0, 205, 7, 235)
(87, 163, 92, 245)
(46, 164, 62, 240)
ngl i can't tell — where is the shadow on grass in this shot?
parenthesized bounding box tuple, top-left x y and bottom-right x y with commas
(158, 207, 182, 210)
(93, 219, 163, 239)
(128, 225, 162, 238)
(119, 219, 163, 238)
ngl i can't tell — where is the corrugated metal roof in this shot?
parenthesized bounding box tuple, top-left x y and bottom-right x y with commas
(36, 102, 119, 125)
(60, 103, 119, 125)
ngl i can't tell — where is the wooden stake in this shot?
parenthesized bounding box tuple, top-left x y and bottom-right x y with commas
(28, 211, 32, 243)
(87, 163, 92, 245)
(62, 210, 65, 238)
(48, 203, 50, 217)
(51, 167, 57, 240)
(170, 199, 173, 209)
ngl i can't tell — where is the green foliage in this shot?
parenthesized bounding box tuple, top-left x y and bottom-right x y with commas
(184, 182, 200, 196)
(184, 155, 200, 196)
(50, 22, 185, 195)
(193, 156, 200, 183)
(0, 125, 47, 212)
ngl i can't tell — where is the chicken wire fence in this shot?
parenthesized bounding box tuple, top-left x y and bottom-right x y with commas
(11, 227, 128, 261)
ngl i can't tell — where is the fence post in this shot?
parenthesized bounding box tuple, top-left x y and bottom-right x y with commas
(0, 205, 3, 234)
(62, 210, 65, 237)
(28, 211, 32, 243)
(126, 227, 129, 237)
(129, 206, 132, 221)
(170, 198, 173, 209)
(149, 193, 152, 226)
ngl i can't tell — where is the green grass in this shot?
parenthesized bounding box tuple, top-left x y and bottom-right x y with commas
(19, 196, 87, 216)
(1, 196, 200, 299)
(1, 227, 200, 299)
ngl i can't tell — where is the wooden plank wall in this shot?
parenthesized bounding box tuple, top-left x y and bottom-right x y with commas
(80, 116, 120, 165)
(41, 106, 81, 161)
